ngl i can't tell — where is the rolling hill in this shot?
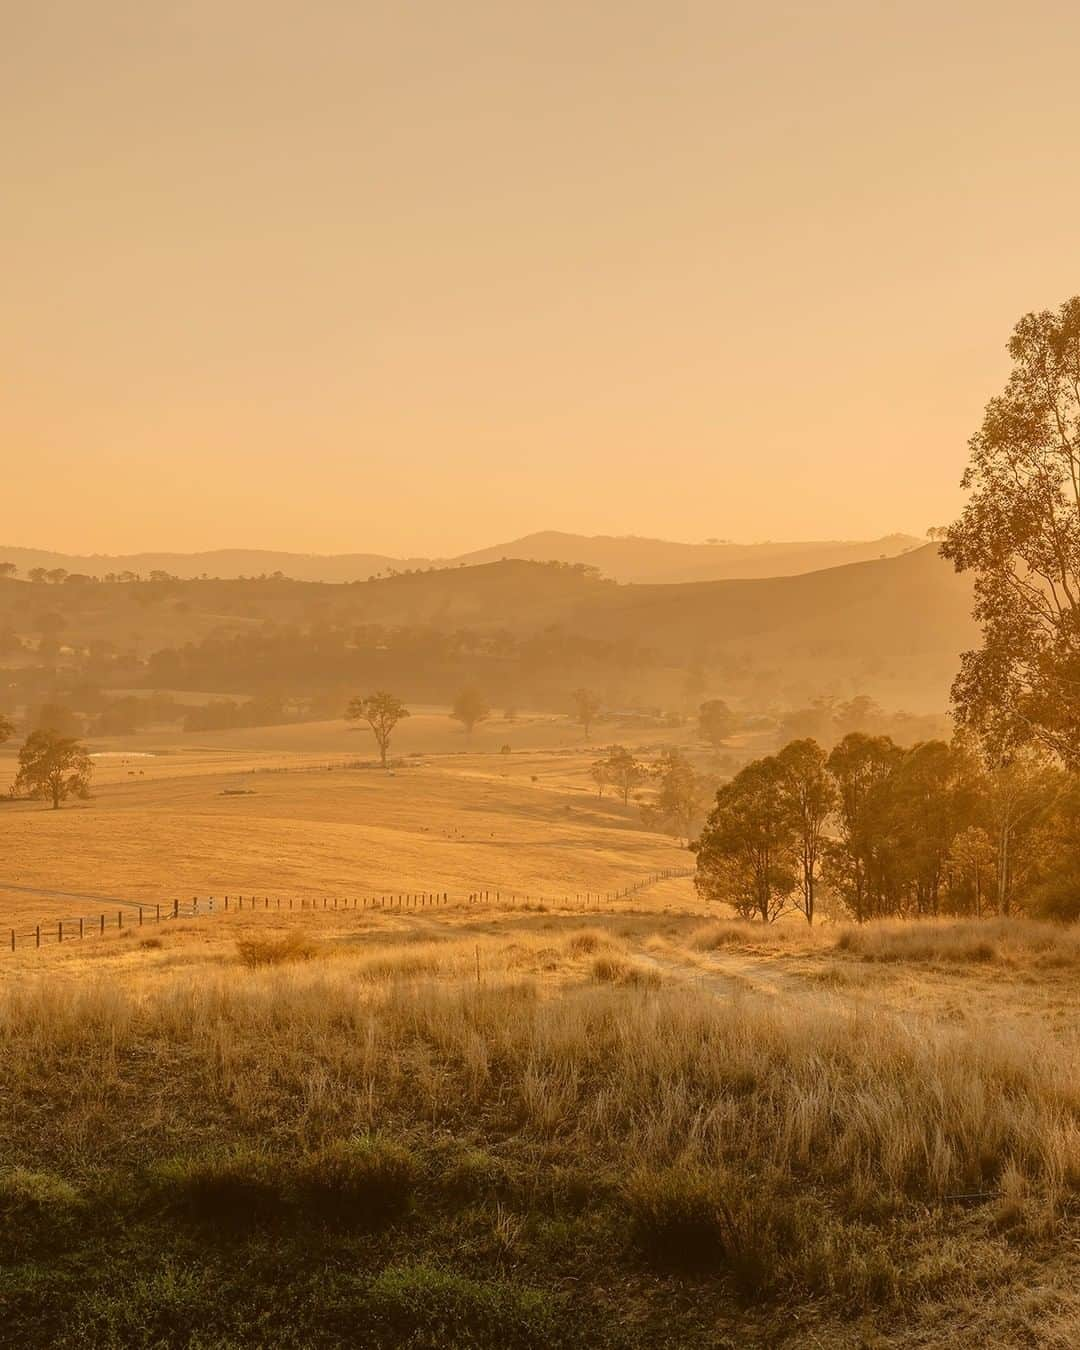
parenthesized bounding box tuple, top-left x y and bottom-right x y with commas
(0, 531, 923, 586)
(1, 545, 974, 713)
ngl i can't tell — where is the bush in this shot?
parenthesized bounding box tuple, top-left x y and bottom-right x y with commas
(295, 1135, 417, 1227)
(624, 1166, 728, 1271)
(147, 1149, 285, 1223)
(0, 1168, 83, 1257)
(623, 1167, 777, 1296)
(563, 928, 619, 956)
(590, 954, 661, 987)
(357, 1262, 561, 1349)
(235, 930, 321, 968)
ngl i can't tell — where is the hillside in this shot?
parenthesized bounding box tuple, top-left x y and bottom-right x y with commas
(0, 546, 973, 713)
(0, 531, 922, 586)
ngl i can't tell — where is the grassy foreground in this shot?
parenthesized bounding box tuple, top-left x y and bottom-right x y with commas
(1, 919, 1079, 1347)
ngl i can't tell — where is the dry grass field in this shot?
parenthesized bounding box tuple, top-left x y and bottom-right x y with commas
(2, 718, 1079, 1347)
(0, 712, 707, 931)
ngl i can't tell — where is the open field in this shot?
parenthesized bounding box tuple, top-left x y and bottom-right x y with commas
(0, 714, 709, 931)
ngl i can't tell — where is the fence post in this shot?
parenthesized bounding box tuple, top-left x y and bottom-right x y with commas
(80, 917, 84, 939)
(118, 911, 123, 929)
(139, 906, 144, 926)
(36, 925, 40, 949)
(9, 929, 13, 952)
(101, 913, 105, 934)
(58, 921, 63, 943)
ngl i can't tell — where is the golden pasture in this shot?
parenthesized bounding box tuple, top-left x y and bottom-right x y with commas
(0, 712, 700, 933)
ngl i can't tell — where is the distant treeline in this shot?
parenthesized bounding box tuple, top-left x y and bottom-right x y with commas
(142, 622, 653, 708)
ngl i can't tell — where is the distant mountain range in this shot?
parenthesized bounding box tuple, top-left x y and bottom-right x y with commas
(0, 531, 923, 586)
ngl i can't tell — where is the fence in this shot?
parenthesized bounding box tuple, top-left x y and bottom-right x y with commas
(5, 868, 694, 956)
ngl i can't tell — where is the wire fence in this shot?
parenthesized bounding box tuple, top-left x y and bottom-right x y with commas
(5, 867, 694, 956)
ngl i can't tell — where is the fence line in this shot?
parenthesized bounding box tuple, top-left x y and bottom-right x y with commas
(4, 868, 694, 956)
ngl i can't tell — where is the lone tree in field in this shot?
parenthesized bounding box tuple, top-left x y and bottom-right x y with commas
(572, 687, 601, 739)
(0, 562, 16, 579)
(594, 745, 645, 805)
(450, 686, 490, 735)
(0, 712, 14, 745)
(942, 296, 1080, 766)
(698, 698, 737, 749)
(15, 730, 92, 809)
(345, 691, 410, 767)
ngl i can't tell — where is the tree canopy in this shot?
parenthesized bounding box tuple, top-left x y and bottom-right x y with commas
(15, 730, 92, 809)
(450, 686, 490, 735)
(943, 296, 1080, 766)
(345, 691, 410, 767)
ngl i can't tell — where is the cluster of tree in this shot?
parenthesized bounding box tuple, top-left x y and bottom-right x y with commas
(776, 695, 949, 749)
(179, 697, 298, 734)
(143, 623, 650, 713)
(695, 733, 1080, 922)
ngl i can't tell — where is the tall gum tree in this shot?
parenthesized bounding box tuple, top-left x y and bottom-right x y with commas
(943, 297, 1080, 766)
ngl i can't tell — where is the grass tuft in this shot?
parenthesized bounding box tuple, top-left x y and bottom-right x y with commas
(294, 1134, 417, 1227)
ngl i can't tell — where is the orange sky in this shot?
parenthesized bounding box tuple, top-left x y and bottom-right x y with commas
(4, 1, 1078, 556)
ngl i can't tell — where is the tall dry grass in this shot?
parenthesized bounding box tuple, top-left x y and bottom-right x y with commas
(1, 943, 1077, 1217)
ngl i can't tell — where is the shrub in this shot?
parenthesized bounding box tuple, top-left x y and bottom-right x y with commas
(147, 1149, 285, 1223)
(624, 1166, 728, 1271)
(0, 1168, 83, 1257)
(357, 1262, 561, 1349)
(623, 1167, 777, 1297)
(590, 954, 660, 987)
(295, 1135, 417, 1227)
(235, 930, 321, 968)
(563, 927, 620, 956)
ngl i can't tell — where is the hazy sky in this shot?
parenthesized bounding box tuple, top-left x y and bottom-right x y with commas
(4, 1, 1079, 556)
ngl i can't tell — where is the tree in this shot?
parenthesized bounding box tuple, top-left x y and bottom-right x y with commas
(777, 739, 835, 924)
(942, 297, 1080, 766)
(642, 750, 710, 841)
(0, 712, 14, 745)
(27, 567, 48, 584)
(345, 691, 410, 767)
(0, 561, 15, 579)
(15, 731, 92, 809)
(694, 757, 797, 921)
(698, 699, 737, 749)
(947, 826, 995, 917)
(450, 686, 490, 735)
(589, 759, 608, 798)
(824, 733, 901, 922)
(979, 746, 1059, 915)
(594, 745, 645, 805)
(572, 688, 601, 739)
